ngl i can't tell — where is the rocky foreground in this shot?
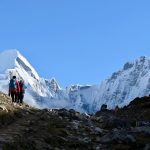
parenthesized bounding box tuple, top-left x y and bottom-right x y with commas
(0, 92, 150, 150)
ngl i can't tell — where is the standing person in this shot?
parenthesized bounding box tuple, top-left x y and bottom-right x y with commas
(9, 76, 19, 102)
(16, 80, 20, 103)
(19, 80, 26, 104)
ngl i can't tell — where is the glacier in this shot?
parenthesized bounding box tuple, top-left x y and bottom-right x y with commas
(0, 49, 150, 113)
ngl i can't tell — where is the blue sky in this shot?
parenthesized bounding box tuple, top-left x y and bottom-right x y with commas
(0, 0, 150, 87)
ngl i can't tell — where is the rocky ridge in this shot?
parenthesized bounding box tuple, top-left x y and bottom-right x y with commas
(0, 92, 150, 150)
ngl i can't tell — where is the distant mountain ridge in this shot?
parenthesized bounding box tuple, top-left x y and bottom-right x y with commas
(0, 49, 150, 113)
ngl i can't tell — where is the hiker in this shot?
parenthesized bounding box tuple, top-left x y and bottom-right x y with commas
(9, 76, 20, 102)
(18, 80, 26, 104)
(16, 79, 21, 103)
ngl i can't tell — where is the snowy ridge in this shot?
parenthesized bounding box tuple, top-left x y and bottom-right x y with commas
(0, 49, 150, 113)
(0, 49, 17, 73)
(95, 56, 150, 109)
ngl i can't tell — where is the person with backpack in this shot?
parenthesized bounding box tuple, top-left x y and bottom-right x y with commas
(19, 80, 26, 104)
(16, 80, 21, 103)
(9, 76, 20, 102)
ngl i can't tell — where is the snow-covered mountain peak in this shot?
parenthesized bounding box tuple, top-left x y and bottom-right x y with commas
(68, 84, 92, 92)
(15, 53, 40, 80)
(123, 56, 150, 70)
(110, 56, 150, 80)
(0, 49, 20, 57)
(97, 55, 150, 110)
(45, 78, 61, 95)
(138, 55, 147, 61)
(134, 56, 149, 65)
(0, 49, 40, 80)
(0, 49, 61, 107)
(0, 50, 150, 113)
(0, 49, 19, 73)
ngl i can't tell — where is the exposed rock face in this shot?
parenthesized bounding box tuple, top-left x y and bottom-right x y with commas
(0, 92, 150, 150)
(45, 78, 60, 96)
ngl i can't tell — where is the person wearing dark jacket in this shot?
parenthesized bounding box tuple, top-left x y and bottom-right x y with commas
(16, 80, 20, 103)
(9, 76, 20, 102)
(19, 80, 26, 103)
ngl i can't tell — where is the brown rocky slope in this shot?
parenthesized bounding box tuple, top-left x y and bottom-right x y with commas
(0, 92, 150, 150)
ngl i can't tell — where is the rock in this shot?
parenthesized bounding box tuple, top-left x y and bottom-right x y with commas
(101, 131, 136, 144)
(94, 127, 104, 134)
(136, 121, 150, 127)
(82, 137, 91, 143)
(54, 147, 60, 150)
(114, 105, 120, 113)
(95, 137, 101, 142)
(69, 109, 76, 114)
(83, 112, 91, 118)
(27, 120, 35, 126)
(95, 114, 129, 129)
(58, 109, 70, 118)
(96, 146, 101, 150)
(24, 127, 34, 133)
(25, 111, 29, 115)
(100, 104, 107, 111)
(144, 144, 150, 150)
(71, 121, 79, 130)
(0, 134, 13, 142)
(43, 108, 49, 112)
(82, 132, 88, 136)
(58, 116, 63, 120)
(95, 116, 106, 123)
(0, 105, 8, 112)
(132, 126, 150, 134)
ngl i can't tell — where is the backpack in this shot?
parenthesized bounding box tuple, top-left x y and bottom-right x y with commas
(9, 79, 17, 90)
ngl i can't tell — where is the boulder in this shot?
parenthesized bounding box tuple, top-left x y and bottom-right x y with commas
(100, 131, 136, 144)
